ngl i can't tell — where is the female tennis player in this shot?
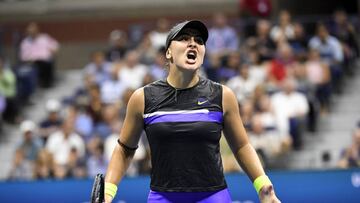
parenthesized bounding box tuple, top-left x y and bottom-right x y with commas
(104, 20, 280, 203)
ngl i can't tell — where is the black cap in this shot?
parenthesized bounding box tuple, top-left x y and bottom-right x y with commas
(165, 20, 208, 50)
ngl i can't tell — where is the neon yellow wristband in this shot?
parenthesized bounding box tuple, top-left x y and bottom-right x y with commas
(253, 175, 272, 194)
(105, 182, 118, 198)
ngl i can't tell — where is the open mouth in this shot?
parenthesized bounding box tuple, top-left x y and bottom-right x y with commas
(187, 50, 197, 61)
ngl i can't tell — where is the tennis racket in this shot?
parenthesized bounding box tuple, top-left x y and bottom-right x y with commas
(90, 173, 104, 203)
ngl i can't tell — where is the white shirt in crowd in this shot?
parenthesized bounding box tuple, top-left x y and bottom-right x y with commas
(271, 91, 309, 118)
(271, 91, 309, 135)
(248, 130, 283, 158)
(46, 131, 85, 165)
(118, 64, 148, 89)
(249, 64, 267, 85)
(149, 31, 168, 50)
(270, 25, 295, 42)
(226, 76, 258, 103)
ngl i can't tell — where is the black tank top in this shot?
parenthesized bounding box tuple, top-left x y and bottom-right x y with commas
(143, 77, 227, 192)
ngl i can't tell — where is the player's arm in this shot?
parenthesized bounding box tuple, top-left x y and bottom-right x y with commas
(104, 88, 145, 202)
(222, 85, 280, 203)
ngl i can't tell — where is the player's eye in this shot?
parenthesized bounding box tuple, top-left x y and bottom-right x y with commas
(174, 35, 191, 42)
(194, 36, 204, 45)
(174, 35, 204, 45)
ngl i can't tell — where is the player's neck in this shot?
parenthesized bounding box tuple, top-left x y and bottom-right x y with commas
(167, 69, 199, 89)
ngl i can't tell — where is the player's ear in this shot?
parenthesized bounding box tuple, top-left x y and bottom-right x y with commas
(166, 49, 172, 60)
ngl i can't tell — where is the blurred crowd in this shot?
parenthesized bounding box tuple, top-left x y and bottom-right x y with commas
(0, 22, 59, 128)
(4, 8, 360, 181)
(337, 121, 360, 169)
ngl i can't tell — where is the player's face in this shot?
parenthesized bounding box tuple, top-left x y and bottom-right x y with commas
(167, 28, 205, 71)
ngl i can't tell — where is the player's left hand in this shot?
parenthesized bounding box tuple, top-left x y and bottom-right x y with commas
(259, 185, 281, 203)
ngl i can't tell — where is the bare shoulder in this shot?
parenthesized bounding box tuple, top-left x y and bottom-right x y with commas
(127, 87, 145, 115)
(221, 85, 238, 114)
(222, 85, 235, 98)
(131, 87, 145, 101)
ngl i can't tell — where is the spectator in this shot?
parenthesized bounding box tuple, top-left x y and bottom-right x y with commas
(19, 22, 59, 88)
(206, 12, 239, 81)
(83, 51, 112, 86)
(271, 78, 309, 149)
(45, 118, 85, 166)
(8, 148, 34, 180)
(270, 10, 295, 43)
(15, 62, 37, 105)
(309, 23, 344, 93)
(87, 84, 103, 124)
(304, 49, 331, 114)
(338, 128, 360, 168)
(148, 18, 170, 50)
(267, 43, 297, 90)
(100, 66, 127, 105)
(330, 9, 359, 74)
(67, 147, 87, 178)
(118, 50, 148, 89)
(69, 104, 93, 142)
(247, 115, 284, 167)
(251, 84, 268, 112)
(239, 99, 255, 130)
(73, 104, 94, 142)
(87, 140, 108, 178)
(38, 99, 63, 143)
(66, 74, 97, 114)
(66, 73, 96, 106)
(256, 95, 292, 152)
(247, 49, 268, 85)
(53, 163, 68, 180)
(288, 22, 309, 61)
(309, 23, 344, 65)
(141, 72, 155, 87)
(137, 34, 158, 65)
(256, 95, 277, 131)
(0, 56, 19, 123)
(246, 19, 276, 61)
(106, 30, 129, 62)
(17, 120, 42, 161)
(148, 47, 167, 80)
(218, 51, 241, 83)
(226, 63, 258, 104)
(33, 149, 55, 180)
(93, 104, 121, 139)
(207, 13, 239, 57)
